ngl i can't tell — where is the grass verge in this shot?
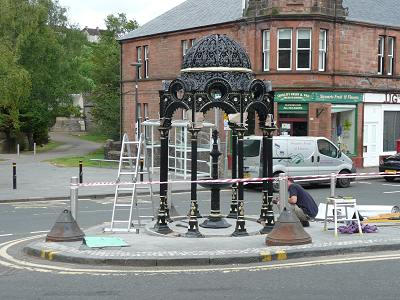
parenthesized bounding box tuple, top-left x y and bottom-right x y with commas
(47, 148, 117, 168)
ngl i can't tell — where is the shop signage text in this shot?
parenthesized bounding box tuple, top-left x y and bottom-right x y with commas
(278, 103, 308, 111)
(275, 92, 362, 103)
(385, 94, 400, 104)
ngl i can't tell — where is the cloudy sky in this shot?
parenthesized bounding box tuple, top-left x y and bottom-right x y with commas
(57, 0, 186, 29)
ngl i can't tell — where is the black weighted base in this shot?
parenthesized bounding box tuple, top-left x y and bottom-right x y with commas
(200, 217, 232, 229)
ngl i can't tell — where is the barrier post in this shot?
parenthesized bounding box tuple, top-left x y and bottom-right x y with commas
(33, 143, 36, 156)
(17, 144, 20, 157)
(330, 173, 336, 198)
(12, 163, 17, 189)
(79, 160, 83, 184)
(70, 177, 79, 221)
(279, 173, 287, 211)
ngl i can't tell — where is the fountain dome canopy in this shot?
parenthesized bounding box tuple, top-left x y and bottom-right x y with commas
(182, 34, 252, 72)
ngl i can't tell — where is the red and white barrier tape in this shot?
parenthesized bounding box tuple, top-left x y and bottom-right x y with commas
(73, 171, 400, 188)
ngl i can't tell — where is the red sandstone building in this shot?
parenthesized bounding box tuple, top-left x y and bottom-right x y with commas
(119, 0, 400, 168)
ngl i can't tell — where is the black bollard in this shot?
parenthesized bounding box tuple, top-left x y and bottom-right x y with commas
(12, 162, 17, 190)
(79, 160, 83, 184)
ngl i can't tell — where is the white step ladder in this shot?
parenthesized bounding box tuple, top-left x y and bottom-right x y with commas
(106, 133, 154, 232)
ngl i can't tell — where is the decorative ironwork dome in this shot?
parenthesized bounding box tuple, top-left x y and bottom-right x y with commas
(182, 34, 252, 71)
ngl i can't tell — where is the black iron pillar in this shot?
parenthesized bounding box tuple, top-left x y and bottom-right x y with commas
(154, 124, 172, 234)
(200, 130, 231, 229)
(259, 117, 277, 234)
(227, 126, 238, 218)
(188, 126, 202, 218)
(232, 126, 248, 237)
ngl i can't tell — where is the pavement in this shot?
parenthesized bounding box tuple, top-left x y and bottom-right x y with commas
(23, 216, 400, 267)
(3, 132, 397, 268)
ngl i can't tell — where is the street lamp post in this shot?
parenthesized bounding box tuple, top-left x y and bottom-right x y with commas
(130, 62, 142, 140)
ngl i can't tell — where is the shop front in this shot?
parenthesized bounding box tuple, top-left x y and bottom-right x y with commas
(364, 93, 400, 167)
(275, 91, 362, 163)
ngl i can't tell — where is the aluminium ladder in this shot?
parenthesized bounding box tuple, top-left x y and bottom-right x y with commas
(107, 133, 154, 232)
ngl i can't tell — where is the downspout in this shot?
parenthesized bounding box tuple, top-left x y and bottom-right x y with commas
(119, 40, 123, 142)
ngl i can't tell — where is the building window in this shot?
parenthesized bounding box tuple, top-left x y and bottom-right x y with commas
(144, 103, 149, 119)
(278, 29, 292, 70)
(383, 111, 400, 152)
(190, 38, 196, 47)
(136, 46, 142, 79)
(378, 36, 385, 75)
(262, 30, 270, 71)
(388, 37, 395, 75)
(296, 29, 311, 70)
(182, 40, 189, 57)
(144, 45, 149, 78)
(319, 29, 327, 71)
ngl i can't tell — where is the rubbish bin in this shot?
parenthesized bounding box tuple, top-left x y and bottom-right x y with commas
(397, 139, 400, 153)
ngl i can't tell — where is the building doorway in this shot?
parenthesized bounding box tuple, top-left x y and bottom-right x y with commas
(279, 115, 308, 136)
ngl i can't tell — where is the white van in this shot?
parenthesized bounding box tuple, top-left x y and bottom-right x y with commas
(243, 135, 356, 190)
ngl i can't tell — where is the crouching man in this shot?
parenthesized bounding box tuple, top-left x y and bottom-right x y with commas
(287, 178, 318, 227)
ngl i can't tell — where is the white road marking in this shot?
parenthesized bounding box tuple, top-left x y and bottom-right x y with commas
(382, 184, 400, 187)
(1, 235, 400, 275)
(29, 231, 49, 234)
(0, 234, 13, 237)
(357, 181, 372, 184)
(383, 191, 400, 194)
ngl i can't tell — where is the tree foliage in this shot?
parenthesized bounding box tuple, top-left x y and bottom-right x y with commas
(0, 0, 91, 150)
(89, 13, 138, 139)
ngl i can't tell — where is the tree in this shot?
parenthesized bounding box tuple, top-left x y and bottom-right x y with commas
(89, 13, 138, 139)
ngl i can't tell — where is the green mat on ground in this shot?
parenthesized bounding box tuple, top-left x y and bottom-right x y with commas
(83, 236, 129, 248)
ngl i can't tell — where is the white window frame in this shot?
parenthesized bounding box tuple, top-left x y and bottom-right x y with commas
(136, 46, 142, 79)
(190, 38, 196, 47)
(277, 29, 292, 71)
(318, 29, 327, 71)
(182, 40, 189, 58)
(378, 36, 385, 75)
(144, 45, 149, 78)
(296, 28, 312, 70)
(262, 30, 270, 71)
(388, 37, 394, 75)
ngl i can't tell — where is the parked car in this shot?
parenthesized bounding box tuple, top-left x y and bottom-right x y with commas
(379, 153, 400, 182)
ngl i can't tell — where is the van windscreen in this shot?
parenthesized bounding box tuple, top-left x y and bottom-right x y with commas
(244, 140, 261, 157)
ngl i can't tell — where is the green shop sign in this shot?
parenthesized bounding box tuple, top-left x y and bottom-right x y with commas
(278, 103, 308, 112)
(275, 92, 362, 103)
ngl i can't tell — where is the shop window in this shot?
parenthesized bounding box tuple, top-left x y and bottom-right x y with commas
(262, 30, 270, 71)
(331, 105, 356, 155)
(136, 46, 142, 79)
(278, 29, 292, 70)
(378, 36, 385, 75)
(388, 37, 395, 75)
(144, 45, 149, 78)
(319, 29, 327, 71)
(383, 111, 400, 151)
(296, 29, 311, 70)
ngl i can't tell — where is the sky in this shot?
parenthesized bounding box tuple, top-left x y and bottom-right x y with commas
(57, 0, 186, 29)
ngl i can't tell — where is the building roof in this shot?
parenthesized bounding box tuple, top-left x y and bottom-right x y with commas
(120, 0, 400, 41)
(119, 0, 243, 41)
(343, 0, 400, 28)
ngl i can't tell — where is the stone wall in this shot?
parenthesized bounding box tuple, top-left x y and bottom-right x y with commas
(51, 117, 86, 132)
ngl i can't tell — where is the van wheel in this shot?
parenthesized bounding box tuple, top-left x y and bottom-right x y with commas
(272, 173, 281, 192)
(336, 170, 351, 188)
(384, 176, 396, 182)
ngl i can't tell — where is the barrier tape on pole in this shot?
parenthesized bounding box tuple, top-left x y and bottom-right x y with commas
(73, 171, 400, 188)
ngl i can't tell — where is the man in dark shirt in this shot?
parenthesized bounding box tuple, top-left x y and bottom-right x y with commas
(287, 178, 318, 227)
